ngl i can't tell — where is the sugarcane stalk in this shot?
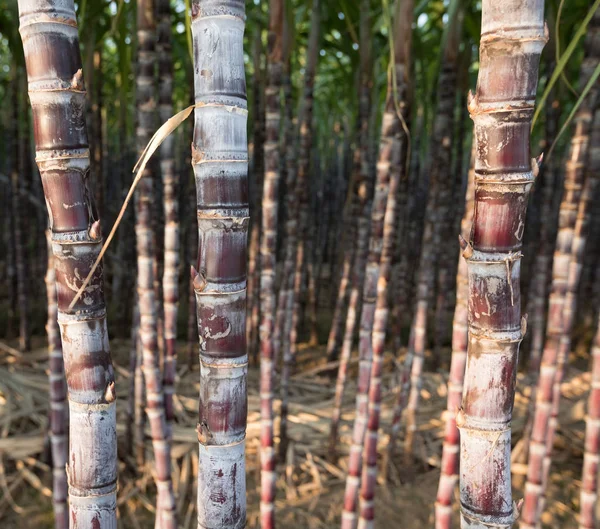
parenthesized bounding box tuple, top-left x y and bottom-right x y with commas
(191, 1, 249, 527)
(259, 0, 284, 526)
(157, 0, 179, 439)
(404, 9, 463, 457)
(136, 1, 177, 526)
(538, 106, 600, 519)
(435, 144, 475, 529)
(328, 0, 373, 463)
(460, 1, 546, 527)
(18, 0, 118, 525)
(355, 3, 413, 526)
(580, 309, 600, 529)
(521, 14, 600, 525)
(280, 0, 321, 457)
(45, 230, 68, 529)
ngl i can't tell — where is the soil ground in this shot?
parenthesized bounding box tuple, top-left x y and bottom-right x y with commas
(0, 337, 594, 528)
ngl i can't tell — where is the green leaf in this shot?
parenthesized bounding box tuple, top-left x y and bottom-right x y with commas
(548, 61, 600, 159)
(532, 0, 600, 130)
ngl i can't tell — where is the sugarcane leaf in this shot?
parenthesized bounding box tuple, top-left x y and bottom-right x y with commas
(555, 0, 579, 98)
(184, 0, 193, 61)
(547, 61, 600, 160)
(532, 0, 600, 130)
(69, 104, 198, 310)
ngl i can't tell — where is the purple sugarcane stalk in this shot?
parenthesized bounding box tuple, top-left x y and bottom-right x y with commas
(191, 1, 249, 527)
(18, 1, 119, 525)
(459, 1, 546, 527)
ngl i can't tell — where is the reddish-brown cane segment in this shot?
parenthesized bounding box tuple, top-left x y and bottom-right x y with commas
(191, 2, 249, 527)
(18, 1, 118, 526)
(459, 1, 546, 527)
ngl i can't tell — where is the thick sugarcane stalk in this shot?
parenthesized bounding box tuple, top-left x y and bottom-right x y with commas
(521, 18, 599, 526)
(136, 1, 177, 526)
(17, 1, 118, 526)
(355, 4, 413, 526)
(191, 1, 249, 527)
(157, 0, 179, 437)
(259, 0, 284, 526)
(435, 145, 475, 529)
(45, 230, 68, 529)
(280, 0, 321, 457)
(404, 11, 462, 457)
(580, 311, 600, 529)
(459, 1, 546, 527)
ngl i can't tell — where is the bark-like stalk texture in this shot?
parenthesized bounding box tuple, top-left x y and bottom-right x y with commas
(280, 0, 321, 457)
(435, 146, 475, 529)
(404, 10, 462, 457)
(259, 0, 283, 526)
(157, 0, 179, 438)
(191, 1, 249, 527)
(580, 311, 600, 529)
(136, 1, 177, 526)
(45, 230, 68, 529)
(521, 17, 600, 526)
(459, 2, 546, 527)
(356, 2, 413, 525)
(18, 1, 118, 526)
